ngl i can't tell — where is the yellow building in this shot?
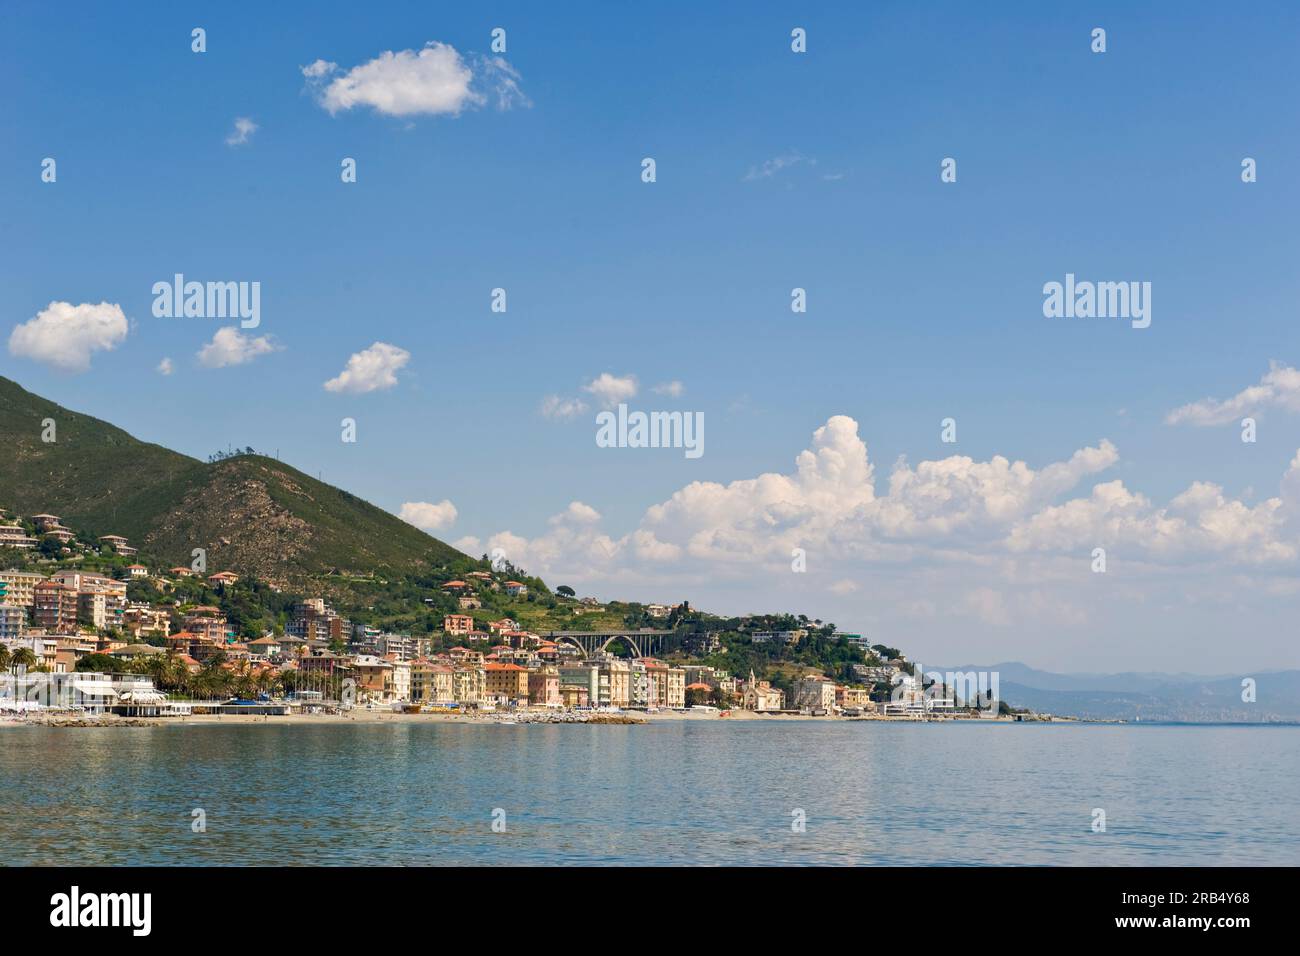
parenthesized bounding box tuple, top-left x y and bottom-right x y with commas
(452, 665, 486, 705)
(0, 570, 46, 608)
(411, 661, 454, 703)
(485, 662, 530, 703)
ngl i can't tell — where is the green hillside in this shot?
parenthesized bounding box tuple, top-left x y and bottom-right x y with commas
(0, 375, 464, 584)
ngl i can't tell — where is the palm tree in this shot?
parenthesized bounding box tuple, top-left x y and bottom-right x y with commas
(8, 647, 37, 673)
(0, 645, 11, 672)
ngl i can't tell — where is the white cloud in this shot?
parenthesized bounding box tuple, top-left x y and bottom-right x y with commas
(450, 414, 1300, 666)
(399, 499, 458, 532)
(157, 357, 174, 376)
(197, 327, 279, 368)
(323, 342, 410, 394)
(225, 117, 258, 146)
(301, 59, 335, 79)
(8, 301, 128, 373)
(652, 380, 685, 398)
(583, 372, 638, 408)
(1166, 362, 1300, 426)
(540, 394, 589, 421)
(453, 535, 482, 554)
(744, 152, 814, 182)
(301, 42, 527, 118)
(550, 501, 602, 525)
(467, 415, 1300, 584)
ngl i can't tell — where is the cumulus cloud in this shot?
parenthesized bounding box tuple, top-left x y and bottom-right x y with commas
(1166, 362, 1300, 426)
(8, 301, 128, 373)
(399, 499, 458, 532)
(197, 327, 279, 368)
(225, 117, 258, 146)
(583, 372, 638, 408)
(540, 395, 589, 421)
(453, 535, 482, 554)
(652, 380, 685, 398)
(323, 342, 410, 394)
(464, 415, 1300, 587)
(301, 42, 528, 118)
(157, 357, 174, 376)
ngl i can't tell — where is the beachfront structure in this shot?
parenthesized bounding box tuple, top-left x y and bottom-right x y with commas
(641, 658, 687, 709)
(836, 686, 875, 710)
(411, 661, 455, 704)
(485, 662, 529, 705)
(559, 663, 600, 705)
(593, 658, 632, 708)
(527, 667, 562, 708)
(740, 671, 784, 711)
(792, 675, 838, 714)
(452, 665, 486, 705)
(350, 655, 395, 702)
(0, 671, 177, 714)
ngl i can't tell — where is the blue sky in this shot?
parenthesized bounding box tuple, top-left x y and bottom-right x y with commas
(4, 1, 1300, 672)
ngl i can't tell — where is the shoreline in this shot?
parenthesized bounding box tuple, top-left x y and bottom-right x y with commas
(1, 708, 1063, 728)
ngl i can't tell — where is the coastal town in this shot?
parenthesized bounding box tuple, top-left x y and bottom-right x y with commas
(1, 507, 1004, 723)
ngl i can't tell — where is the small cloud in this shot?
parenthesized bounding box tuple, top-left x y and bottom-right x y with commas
(540, 395, 589, 421)
(583, 372, 638, 408)
(301, 42, 528, 118)
(549, 501, 602, 526)
(828, 579, 859, 595)
(652, 380, 685, 398)
(197, 327, 279, 368)
(399, 499, 458, 532)
(157, 357, 174, 376)
(225, 117, 258, 146)
(8, 301, 128, 373)
(301, 59, 337, 79)
(744, 152, 814, 182)
(323, 342, 410, 394)
(453, 535, 482, 554)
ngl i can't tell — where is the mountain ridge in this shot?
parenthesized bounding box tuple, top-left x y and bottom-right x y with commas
(0, 375, 465, 585)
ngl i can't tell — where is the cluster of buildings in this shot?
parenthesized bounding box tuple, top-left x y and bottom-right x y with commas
(1, 508, 936, 718)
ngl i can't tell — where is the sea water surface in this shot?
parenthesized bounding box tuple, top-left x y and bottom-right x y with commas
(2, 721, 1296, 865)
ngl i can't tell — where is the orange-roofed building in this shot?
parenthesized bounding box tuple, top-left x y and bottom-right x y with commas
(484, 661, 529, 702)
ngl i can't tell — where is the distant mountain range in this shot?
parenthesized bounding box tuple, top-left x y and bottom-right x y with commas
(936, 661, 1300, 722)
(0, 375, 465, 586)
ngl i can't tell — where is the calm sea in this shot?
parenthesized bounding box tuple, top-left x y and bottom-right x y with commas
(2, 721, 1296, 865)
